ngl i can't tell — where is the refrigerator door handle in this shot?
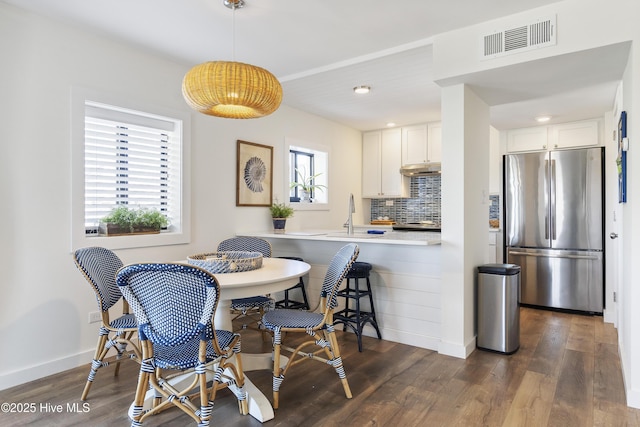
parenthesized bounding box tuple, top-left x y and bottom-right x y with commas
(508, 250, 600, 260)
(550, 159, 557, 241)
(544, 159, 549, 240)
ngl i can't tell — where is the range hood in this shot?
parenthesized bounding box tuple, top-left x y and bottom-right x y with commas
(399, 162, 441, 176)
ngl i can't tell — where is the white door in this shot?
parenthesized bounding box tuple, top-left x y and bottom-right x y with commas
(611, 208, 622, 328)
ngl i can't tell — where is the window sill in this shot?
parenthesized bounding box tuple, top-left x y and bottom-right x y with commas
(76, 230, 189, 251)
(289, 202, 330, 212)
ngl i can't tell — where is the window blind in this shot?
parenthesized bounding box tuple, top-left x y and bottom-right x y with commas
(84, 103, 176, 231)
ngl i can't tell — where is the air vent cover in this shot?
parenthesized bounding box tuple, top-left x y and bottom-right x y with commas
(482, 15, 556, 59)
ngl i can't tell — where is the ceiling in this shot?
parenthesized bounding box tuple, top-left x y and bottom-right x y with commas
(2, 0, 629, 130)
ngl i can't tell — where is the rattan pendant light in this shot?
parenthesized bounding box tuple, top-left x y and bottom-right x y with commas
(182, 0, 282, 119)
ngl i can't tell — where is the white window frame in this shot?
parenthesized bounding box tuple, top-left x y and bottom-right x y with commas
(285, 137, 330, 211)
(71, 87, 191, 250)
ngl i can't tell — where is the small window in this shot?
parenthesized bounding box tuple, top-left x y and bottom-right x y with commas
(71, 88, 190, 250)
(84, 103, 175, 233)
(287, 141, 328, 207)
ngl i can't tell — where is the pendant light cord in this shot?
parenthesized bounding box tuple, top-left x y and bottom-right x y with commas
(232, 4, 236, 61)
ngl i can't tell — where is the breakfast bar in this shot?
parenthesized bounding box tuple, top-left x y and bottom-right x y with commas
(241, 229, 443, 351)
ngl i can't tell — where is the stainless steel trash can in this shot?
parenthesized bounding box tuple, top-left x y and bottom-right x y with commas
(477, 263, 520, 354)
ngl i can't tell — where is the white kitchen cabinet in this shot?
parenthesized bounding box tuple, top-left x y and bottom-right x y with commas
(401, 122, 442, 165)
(362, 128, 408, 198)
(548, 120, 599, 149)
(506, 119, 600, 153)
(427, 122, 442, 162)
(506, 126, 548, 152)
(402, 124, 427, 164)
(362, 131, 382, 197)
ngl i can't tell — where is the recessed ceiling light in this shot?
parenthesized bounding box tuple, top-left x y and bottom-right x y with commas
(353, 85, 371, 94)
(386, 122, 396, 127)
(535, 115, 552, 123)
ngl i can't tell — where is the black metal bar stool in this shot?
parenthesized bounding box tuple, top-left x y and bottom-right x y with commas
(275, 256, 310, 310)
(333, 261, 382, 351)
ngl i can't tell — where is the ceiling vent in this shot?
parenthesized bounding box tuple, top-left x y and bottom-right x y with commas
(482, 15, 556, 59)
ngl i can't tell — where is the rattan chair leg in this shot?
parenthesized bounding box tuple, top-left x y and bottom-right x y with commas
(326, 328, 352, 399)
(231, 355, 249, 415)
(113, 331, 137, 377)
(81, 333, 109, 400)
(238, 399, 248, 415)
(199, 368, 210, 426)
(130, 364, 151, 426)
(258, 308, 273, 343)
(272, 332, 283, 410)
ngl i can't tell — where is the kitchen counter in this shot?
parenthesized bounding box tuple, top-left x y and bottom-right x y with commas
(239, 228, 442, 352)
(244, 228, 441, 246)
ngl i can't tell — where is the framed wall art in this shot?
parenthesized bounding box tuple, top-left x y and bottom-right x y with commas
(236, 140, 273, 206)
(617, 111, 627, 203)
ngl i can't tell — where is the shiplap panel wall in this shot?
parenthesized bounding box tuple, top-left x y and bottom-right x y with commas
(265, 237, 442, 351)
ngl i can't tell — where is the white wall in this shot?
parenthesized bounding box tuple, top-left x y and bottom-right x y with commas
(0, 4, 361, 389)
(440, 84, 490, 358)
(620, 42, 640, 408)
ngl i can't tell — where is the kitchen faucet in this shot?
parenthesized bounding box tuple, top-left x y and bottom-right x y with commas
(344, 193, 355, 235)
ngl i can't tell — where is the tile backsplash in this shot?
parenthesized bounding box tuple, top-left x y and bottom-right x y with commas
(489, 194, 500, 221)
(370, 175, 501, 226)
(370, 175, 441, 224)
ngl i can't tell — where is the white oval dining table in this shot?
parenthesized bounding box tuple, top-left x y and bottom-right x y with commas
(212, 257, 311, 331)
(129, 257, 311, 423)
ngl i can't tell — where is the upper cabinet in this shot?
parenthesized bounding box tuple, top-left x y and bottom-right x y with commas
(506, 119, 600, 153)
(401, 122, 442, 165)
(506, 126, 548, 152)
(427, 123, 442, 162)
(362, 128, 409, 198)
(548, 120, 599, 149)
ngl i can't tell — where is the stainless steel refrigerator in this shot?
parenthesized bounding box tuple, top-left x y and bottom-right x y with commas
(504, 147, 604, 313)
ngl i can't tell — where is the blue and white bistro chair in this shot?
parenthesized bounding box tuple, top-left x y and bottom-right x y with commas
(73, 247, 141, 401)
(261, 243, 359, 409)
(117, 263, 248, 427)
(217, 237, 275, 332)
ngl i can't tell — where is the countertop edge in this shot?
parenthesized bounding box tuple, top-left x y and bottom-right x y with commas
(239, 230, 441, 246)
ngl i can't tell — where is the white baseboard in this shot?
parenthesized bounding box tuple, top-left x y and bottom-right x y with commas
(603, 307, 617, 326)
(619, 344, 640, 409)
(438, 336, 476, 359)
(377, 327, 439, 352)
(627, 387, 640, 409)
(0, 350, 93, 391)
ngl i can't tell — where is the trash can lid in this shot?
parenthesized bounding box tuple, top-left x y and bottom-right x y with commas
(477, 263, 520, 275)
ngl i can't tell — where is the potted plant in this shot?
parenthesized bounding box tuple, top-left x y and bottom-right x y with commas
(269, 201, 294, 234)
(290, 168, 326, 202)
(99, 206, 168, 236)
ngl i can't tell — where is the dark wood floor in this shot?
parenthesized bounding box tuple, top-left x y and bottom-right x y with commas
(2, 307, 640, 426)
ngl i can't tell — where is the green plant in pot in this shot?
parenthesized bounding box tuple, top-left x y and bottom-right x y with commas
(269, 201, 294, 234)
(290, 168, 326, 202)
(99, 206, 168, 236)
